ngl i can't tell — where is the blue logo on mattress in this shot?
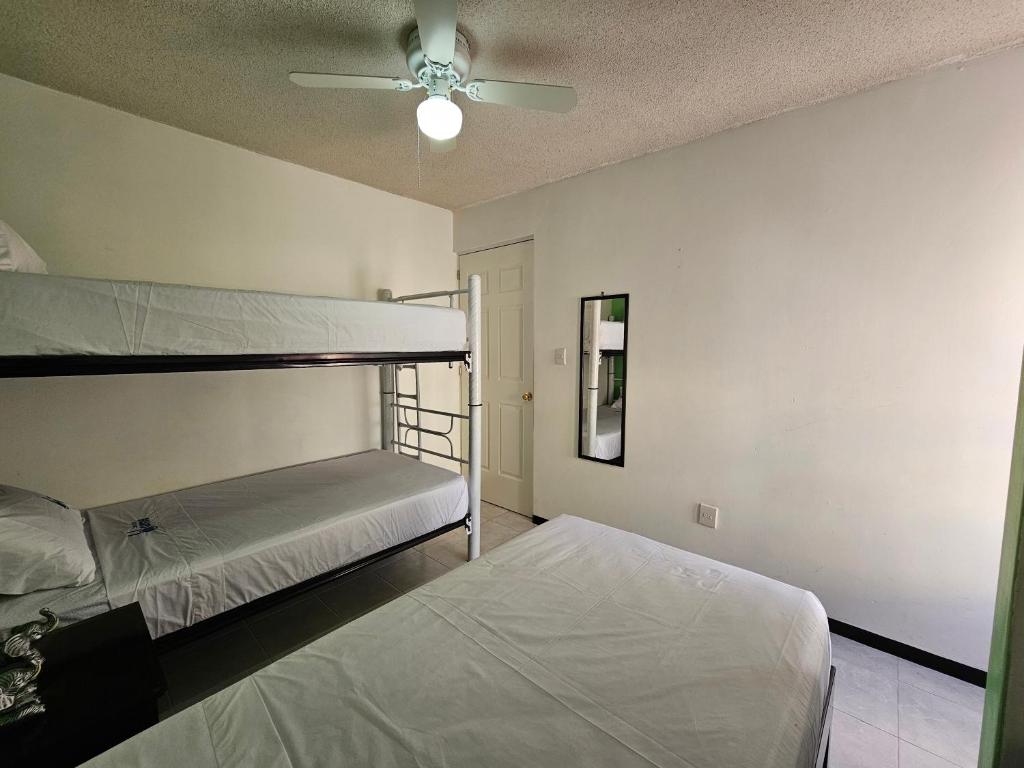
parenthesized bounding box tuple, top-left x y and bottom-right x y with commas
(126, 517, 160, 536)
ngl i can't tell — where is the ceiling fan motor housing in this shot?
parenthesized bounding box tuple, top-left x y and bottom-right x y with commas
(406, 27, 471, 85)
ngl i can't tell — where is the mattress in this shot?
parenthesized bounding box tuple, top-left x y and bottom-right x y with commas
(0, 272, 467, 357)
(585, 404, 622, 460)
(86, 450, 467, 637)
(585, 319, 624, 351)
(598, 320, 624, 350)
(84, 515, 831, 768)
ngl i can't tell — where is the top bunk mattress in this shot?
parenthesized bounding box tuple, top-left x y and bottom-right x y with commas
(598, 320, 624, 350)
(0, 272, 467, 357)
(584, 319, 624, 351)
(83, 515, 830, 768)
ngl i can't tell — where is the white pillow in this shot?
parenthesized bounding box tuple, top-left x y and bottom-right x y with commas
(0, 485, 95, 594)
(0, 220, 48, 273)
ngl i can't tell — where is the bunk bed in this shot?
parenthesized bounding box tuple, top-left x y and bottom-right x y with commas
(81, 516, 835, 768)
(0, 271, 484, 643)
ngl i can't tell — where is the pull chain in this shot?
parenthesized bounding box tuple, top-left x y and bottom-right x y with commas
(416, 125, 422, 189)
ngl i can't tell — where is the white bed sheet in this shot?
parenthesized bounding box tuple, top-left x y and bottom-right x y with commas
(85, 515, 831, 768)
(86, 450, 467, 637)
(585, 319, 624, 351)
(598, 319, 624, 350)
(584, 405, 622, 460)
(0, 272, 467, 357)
(0, 576, 109, 640)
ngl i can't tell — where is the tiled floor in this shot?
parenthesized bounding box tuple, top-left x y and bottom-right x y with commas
(158, 508, 986, 768)
(829, 633, 985, 768)
(157, 501, 534, 717)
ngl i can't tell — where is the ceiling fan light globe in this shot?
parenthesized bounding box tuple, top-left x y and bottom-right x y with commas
(417, 95, 462, 140)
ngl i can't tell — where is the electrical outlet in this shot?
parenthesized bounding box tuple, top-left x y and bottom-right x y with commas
(698, 503, 719, 529)
(554, 347, 567, 366)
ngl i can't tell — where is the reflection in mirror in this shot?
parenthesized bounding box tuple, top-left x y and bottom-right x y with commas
(578, 294, 628, 466)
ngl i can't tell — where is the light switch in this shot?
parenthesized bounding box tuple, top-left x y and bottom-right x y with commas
(554, 347, 567, 366)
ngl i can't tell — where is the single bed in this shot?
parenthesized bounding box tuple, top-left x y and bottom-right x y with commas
(0, 271, 467, 358)
(83, 515, 833, 768)
(0, 450, 467, 639)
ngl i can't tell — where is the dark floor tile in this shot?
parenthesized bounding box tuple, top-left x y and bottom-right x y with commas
(159, 622, 267, 712)
(315, 570, 402, 624)
(247, 593, 341, 661)
(374, 548, 451, 593)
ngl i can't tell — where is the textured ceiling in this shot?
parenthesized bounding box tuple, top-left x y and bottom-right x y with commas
(2, 2, 1023, 210)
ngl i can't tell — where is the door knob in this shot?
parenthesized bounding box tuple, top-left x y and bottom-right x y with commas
(522, 392, 533, 401)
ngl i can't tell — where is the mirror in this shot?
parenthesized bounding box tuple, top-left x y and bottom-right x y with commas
(578, 294, 628, 466)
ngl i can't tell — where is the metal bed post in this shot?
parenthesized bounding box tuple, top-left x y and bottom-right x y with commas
(586, 299, 602, 456)
(606, 314, 615, 405)
(467, 274, 482, 561)
(377, 289, 395, 452)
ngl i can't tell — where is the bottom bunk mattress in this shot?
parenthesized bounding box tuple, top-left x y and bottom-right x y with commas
(85, 449, 467, 637)
(584, 405, 622, 460)
(85, 515, 831, 768)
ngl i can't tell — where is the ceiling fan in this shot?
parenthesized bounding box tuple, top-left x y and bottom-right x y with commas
(288, 0, 577, 152)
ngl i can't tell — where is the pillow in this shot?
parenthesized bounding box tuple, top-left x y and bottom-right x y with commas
(0, 220, 48, 273)
(0, 485, 95, 594)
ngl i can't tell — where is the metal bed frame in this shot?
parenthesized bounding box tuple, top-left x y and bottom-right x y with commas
(0, 275, 485, 642)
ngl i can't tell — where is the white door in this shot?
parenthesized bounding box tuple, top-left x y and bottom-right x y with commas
(460, 240, 534, 516)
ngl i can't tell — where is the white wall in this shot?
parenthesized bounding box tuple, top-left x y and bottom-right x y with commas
(455, 46, 1024, 669)
(0, 73, 457, 509)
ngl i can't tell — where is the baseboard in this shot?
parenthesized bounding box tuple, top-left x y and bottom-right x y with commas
(828, 619, 986, 688)
(531, 515, 548, 525)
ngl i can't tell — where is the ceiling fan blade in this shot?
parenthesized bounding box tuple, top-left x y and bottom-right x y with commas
(414, 0, 458, 64)
(429, 136, 457, 154)
(289, 72, 414, 91)
(464, 79, 577, 113)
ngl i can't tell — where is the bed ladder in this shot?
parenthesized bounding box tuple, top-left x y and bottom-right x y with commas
(395, 363, 424, 460)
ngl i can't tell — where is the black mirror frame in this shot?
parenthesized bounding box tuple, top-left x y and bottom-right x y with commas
(577, 293, 629, 467)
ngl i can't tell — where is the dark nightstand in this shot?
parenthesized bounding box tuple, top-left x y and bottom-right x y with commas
(0, 602, 165, 767)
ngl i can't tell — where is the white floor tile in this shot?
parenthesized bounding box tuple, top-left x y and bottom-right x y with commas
(480, 502, 508, 521)
(900, 740, 963, 768)
(830, 710, 898, 768)
(898, 659, 985, 712)
(899, 682, 982, 768)
(834, 660, 899, 734)
(830, 633, 899, 678)
(492, 510, 535, 533)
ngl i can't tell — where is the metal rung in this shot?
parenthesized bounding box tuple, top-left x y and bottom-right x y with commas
(391, 288, 468, 302)
(391, 441, 468, 465)
(397, 422, 456, 440)
(390, 403, 469, 420)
